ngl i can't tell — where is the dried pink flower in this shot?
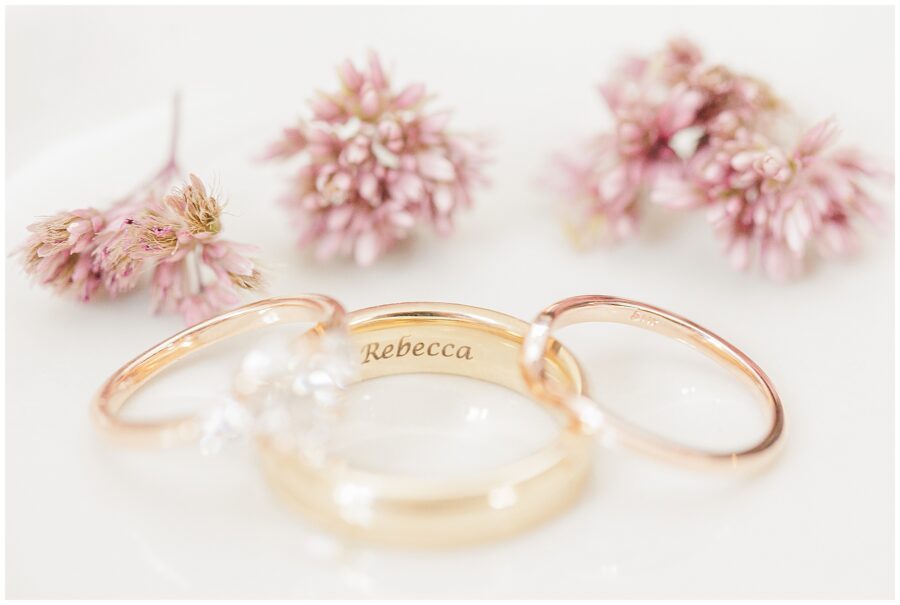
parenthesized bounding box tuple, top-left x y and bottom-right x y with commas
(557, 40, 712, 245)
(553, 38, 887, 279)
(91, 168, 185, 297)
(102, 173, 262, 322)
(20, 208, 105, 301)
(18, 97, 264, 323)
(149, 247, 256, 327)
(123, 174, 223, 263)
(201, 240, 263, 289)
(550, 138, 641, 247)
(666, 118, 886, 280)
(267, 51, 485, 266)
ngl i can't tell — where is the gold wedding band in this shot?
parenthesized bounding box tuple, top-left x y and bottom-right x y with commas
(258, 302, 593, 547)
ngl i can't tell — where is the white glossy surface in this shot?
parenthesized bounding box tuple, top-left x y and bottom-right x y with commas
(5, 5, 894, 598)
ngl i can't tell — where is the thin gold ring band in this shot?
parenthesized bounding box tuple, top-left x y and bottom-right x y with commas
(91, 295, 345, 447)
(520, 295, 785, 471)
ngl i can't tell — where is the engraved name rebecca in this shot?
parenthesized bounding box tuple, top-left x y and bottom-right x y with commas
(361, 335, 474, 364)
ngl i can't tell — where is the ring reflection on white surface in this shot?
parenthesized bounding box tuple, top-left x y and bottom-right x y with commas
(328, 374, 561, 476)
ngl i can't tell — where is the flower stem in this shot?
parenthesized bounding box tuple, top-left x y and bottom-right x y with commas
(103, 95, 186, 224)
(186, 246, 203, 296)
(168, 92, 181, 169)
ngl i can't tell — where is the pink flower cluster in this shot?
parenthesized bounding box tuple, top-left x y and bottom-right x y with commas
(20, 162, 263, 325)
(266, 51, 485, 266)
(556, 38, 886, 280)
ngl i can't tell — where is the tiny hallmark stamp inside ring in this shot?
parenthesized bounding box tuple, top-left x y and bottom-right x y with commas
(629, 310, 660, 327)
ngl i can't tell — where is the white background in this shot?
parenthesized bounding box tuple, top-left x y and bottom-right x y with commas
(5, 5, 894, 598)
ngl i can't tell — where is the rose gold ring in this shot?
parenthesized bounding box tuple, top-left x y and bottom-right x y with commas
(91, 295, 345, 447)
(520, 295, 785, 471)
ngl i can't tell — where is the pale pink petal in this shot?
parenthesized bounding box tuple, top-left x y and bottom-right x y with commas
(433, 186, 455, 213)
(417, 152, 456, 182)
(338, 59, 363, 90)
(326, 204, 355, 230)
(598, 164, 629, 203)
(761, 240, 800, 281)
(315, 231, 344, 260)
(783, 204, 811, 254)
(358, 172, 380, 203)
(393, 173, 424, 201)
(390, 211, 416, 229)
(796, 117, 839, 159)
(311, 94, 343, 121)
(360, 87, 380, 117)
(354, 231, 380, 266)
(650, 170, 704, 208)
(726, 235, 751, 271)
(394, 83, 426, 109)
(656, 87, 704, 136)
(819, 221, 858, 256)
(367, 51, 387, 90)
(420, 112, 452, 133)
